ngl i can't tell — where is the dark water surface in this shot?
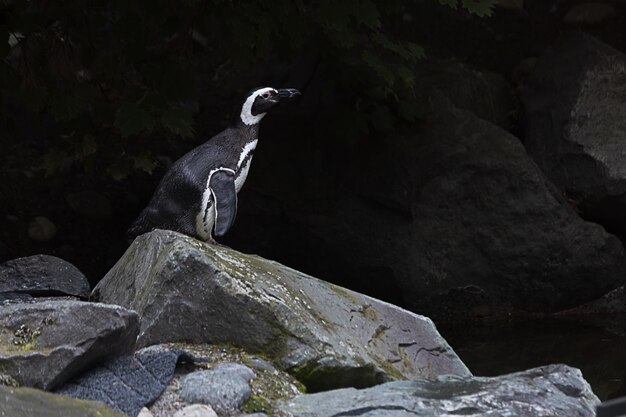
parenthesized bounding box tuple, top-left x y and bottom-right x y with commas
(439, 315, 626, 401)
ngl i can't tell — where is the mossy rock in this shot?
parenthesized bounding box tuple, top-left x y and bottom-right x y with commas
(0, 300, 139, 390)
(149, 343, 302, 417)
(0, 385, 126, 417)
(95, 230, 470, 392)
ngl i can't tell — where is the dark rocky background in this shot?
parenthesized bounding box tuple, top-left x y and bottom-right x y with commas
(2, 0, 626, 321)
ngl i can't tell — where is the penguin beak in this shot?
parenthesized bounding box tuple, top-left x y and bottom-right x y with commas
(276, 88, 301, 99)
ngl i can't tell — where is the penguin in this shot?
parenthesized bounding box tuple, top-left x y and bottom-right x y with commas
(127, 87, 301, 242)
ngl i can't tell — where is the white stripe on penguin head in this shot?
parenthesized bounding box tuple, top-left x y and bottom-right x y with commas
(240, 87, 276, 126)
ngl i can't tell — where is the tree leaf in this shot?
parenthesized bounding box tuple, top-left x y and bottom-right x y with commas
(75, 135, 98, 159)
(362, 50, 395, 87)
(354, 0, 380, 29)
(18, 85, 48, 112)
(42, 148, 71, 175)
(395, 65, 415, 89)
(107, 157, 133, 181)
(133, 153, 158, 174)
(49, 83, 92, 122)
(114, 102, 156, 137)
(371, 105, 393, 133)
(438, 0, 459, 9)
(161, 105, 195, 138)
(461, 0, 496, 16)
(406, 42, 425, 60)
(398, 100, 422, 122)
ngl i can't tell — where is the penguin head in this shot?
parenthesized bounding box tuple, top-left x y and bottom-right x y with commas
(239, 87, 301, 126)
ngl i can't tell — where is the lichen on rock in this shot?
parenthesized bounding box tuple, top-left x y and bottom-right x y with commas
(94, 230, 470, 392)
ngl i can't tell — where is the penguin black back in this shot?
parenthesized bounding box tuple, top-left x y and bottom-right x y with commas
(128, 87, 301, 242)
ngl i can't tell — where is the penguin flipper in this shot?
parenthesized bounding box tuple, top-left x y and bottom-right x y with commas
(210, 169, 237, 237)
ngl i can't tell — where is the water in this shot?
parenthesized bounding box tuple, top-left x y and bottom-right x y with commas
(439, 315, 626, 401)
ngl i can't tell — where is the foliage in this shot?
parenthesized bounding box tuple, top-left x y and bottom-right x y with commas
(0, 0, 495, 179)
(438, 0, 497, 17)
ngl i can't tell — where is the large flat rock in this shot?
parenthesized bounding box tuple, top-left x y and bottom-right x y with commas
(524, 32, 626, 232)
(0, 300, 139, 390)
(93, 230, 470, 391)
(0, 385, 126, 417)
(278, 364, 599, 417)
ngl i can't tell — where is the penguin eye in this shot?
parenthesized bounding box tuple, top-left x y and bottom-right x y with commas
(261, 92, 271, 99)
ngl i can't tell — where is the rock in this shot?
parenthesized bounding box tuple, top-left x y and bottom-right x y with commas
(559, 285, 626, 315)
(138, 408, 155, 417)
(179, 364, 254, 412)
(564, 3, 615, 24)
(0, 254, 90, 298)
(524, 32, 626, 232)
(94, 230, 470, 391)
(146, 344, 302, 417)
(373, 94, 625, 316)
(212, 362, 256, 381)
(57, 345, 181, 417)
(278, 364, 599, 417)
(0, 373, 19, 386)
(27, 216, 56, 242)
(598, 397, 626, 417)
(247, 356, 277, 373)
(0, 385, 126, 417)
(0, 300, 138, 390)
(0, 292, 34, 303)
(211, 363, 255, 382)
(412, 61, 514, 129)
(237, 88, 626, 319)
(173, 404, 218, 417)
(441, 316, 626, 401)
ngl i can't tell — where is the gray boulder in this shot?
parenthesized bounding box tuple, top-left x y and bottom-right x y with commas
(558, 285, 626, 316)
(0, 385, 126, 417)
(173, 405, 218, 417)
(179, 363, 255, 412)
(93, 230, 470, 390)
(0, 254, 90, 299)
(524, 32, 626, 232)
(57, 345, 181, 417)
(278, 364, 599, 417)
(0, 293, 34, 303)
(236, 89, 625, 319)
(412, 60, 514, 129)
(563, 3, 615, 24)
(343, 94, 625, 317)
(0, 300, 138, 390)
(144, 343, 302, 417)
(441, 316, 626, 401)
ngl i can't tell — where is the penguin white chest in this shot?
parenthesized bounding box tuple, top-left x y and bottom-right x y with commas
(235, 139, 257, 192)
(194, 139, 257, 240)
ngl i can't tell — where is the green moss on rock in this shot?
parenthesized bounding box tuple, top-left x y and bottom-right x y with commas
(290, 362, 388, 393)
(0, 373, 19, 387)
(242, 394, 273, 414)
(0, 385, 126, 417)
(12, 324, 42, 348)
(164, 343, 302, 416)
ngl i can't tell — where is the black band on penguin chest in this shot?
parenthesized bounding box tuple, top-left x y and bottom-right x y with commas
(236, 151, 254, 175)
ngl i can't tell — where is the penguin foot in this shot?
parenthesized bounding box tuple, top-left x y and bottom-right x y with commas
(205, 237, 232, 249)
